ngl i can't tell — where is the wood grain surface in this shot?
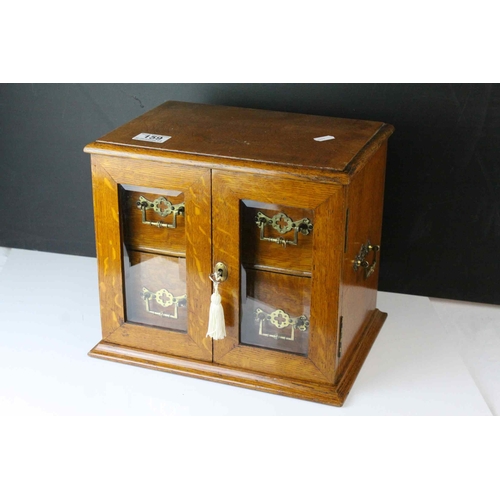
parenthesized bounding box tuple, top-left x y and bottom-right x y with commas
(91, 160, 124, 337)
(338, 142, 388, 379)
(95, 100, 384, 172)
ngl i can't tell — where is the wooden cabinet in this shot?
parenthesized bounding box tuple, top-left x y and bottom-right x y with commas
(85, 101, 394, 406)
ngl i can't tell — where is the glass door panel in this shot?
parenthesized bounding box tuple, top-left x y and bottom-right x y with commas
(120, 185, 188, 333)
(212, 170, 342, 383)
(123, 250, 187, 332)
(241, 268, 311, 355)
(240, 199, 314, 355)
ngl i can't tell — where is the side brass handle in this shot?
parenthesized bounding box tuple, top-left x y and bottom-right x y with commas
(255, 211, 313, 248)
(141, 287, 187, 319)
(353, 241, 380, 279)
(136, 196, 185, 229)
(255, 307, 309, 341)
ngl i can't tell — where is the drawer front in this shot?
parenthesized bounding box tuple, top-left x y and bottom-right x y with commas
(124, 250, 187, 332)
(241, 269, 311, 355)
(241, 200, 314, 276)
(121, 186, 186, 256)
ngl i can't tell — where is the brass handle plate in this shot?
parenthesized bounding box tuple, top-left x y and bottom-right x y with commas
(353, 241, 380, 278)
(141, 287, 187, 319)
(255, 307, 309, 341)
(136, 195, 185, 229)
(255, 211, 313, 247)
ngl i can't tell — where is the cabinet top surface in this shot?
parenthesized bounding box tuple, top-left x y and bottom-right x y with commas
(91, 101, 390, 172)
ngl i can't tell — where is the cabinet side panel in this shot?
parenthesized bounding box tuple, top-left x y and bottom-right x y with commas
(338, 142, 388, 377)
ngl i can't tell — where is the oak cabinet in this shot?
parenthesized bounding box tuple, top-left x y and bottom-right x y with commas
(85, 101, 394, 406)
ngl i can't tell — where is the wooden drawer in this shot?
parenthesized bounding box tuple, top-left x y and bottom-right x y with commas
(240, 269, 311, 355)
(240, 200, 314, 276)
(120, 185, 186, 256)
(123, 250, 187, 332)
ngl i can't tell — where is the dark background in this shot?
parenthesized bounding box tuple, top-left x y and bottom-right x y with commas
(0, 84, 498, 304)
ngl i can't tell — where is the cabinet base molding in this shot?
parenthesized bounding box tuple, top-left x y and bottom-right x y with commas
(89, 309, 387, 407)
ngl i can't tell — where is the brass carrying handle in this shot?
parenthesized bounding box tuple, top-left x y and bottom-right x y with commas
(136, 195, 185, 229)
(353, 241, 380, 279)
(141, 287, 187, 319)
(255, 211, 313, 248)
(255, 307, 309, 341)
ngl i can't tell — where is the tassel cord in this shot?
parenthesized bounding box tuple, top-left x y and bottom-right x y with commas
(206, 280, 227, 340)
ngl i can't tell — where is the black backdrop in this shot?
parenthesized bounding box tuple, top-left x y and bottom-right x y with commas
(0, 84, 498, 304)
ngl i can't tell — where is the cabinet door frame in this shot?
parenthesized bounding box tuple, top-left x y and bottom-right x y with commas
(212, 170, 345, 384)
(91, 154, 213, 362)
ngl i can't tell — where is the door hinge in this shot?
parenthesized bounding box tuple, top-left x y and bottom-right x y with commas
(344, 209, 349, 253)
(338, 316, 344, 358)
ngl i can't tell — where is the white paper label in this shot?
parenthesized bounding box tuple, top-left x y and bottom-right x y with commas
(314, 135, 335, 142)
(132, 133, 171, 143)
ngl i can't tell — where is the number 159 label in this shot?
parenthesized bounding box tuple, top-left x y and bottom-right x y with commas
(132, 133, 171, 143)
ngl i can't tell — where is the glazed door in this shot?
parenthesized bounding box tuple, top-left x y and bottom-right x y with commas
(212, 170, 345, 384)
(91, 155, 212, 361)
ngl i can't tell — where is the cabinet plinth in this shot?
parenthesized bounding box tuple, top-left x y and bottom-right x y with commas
(85, 101, 394, 406)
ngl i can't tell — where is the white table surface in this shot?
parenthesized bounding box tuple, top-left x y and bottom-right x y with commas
(0, 248, 492, 416)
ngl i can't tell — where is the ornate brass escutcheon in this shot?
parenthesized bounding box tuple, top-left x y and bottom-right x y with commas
(209, 262, 228, 283)
(255, 211, 313, 247)
(141, 287, 187, 319)
(255, 307, 309, 341)
(136, 195, 185, 229)
(353, 241, 380, 279)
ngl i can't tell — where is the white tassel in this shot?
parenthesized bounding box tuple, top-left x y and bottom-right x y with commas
(206, 281, 226, 340)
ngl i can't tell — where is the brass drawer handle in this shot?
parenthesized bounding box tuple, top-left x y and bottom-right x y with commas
(255, 307, 309, 341)
(136, 196, 185, 229)
(353, 241, 380, 278)
(255, 211, 313, 247)
(141, 287, 187, 319)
